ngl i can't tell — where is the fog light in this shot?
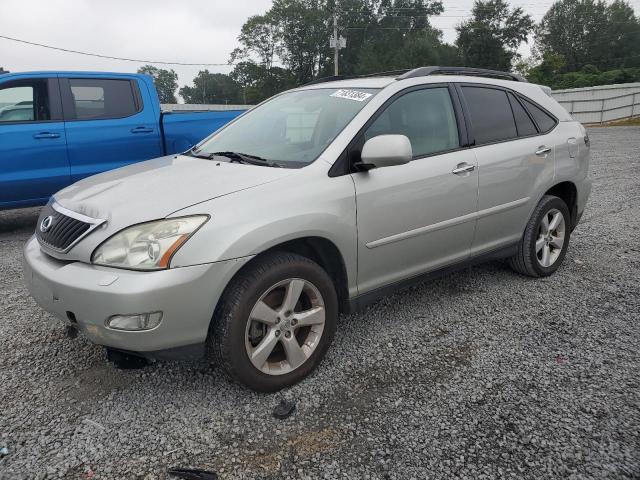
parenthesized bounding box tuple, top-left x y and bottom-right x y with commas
(106, 312, 163, 331)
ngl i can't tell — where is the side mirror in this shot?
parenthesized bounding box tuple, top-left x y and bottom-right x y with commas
(359, 134, 412, 170)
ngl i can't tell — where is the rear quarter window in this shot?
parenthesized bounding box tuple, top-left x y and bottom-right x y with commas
(508, 92, 537, 137)
(520, 97, 557, 133)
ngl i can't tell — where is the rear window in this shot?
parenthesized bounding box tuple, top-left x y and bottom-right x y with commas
(462, 86, 517, 145)
(520, 97, 557, 133)
(69, 79, 140, 120)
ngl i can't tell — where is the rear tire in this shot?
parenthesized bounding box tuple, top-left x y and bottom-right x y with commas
(208, 252, 338, 392)
(509, 195, 571, 277)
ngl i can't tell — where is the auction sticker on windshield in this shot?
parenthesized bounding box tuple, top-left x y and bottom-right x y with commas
(330, 89, 373, 102)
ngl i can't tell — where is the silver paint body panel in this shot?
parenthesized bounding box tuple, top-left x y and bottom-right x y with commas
(23, 74, 591, 354)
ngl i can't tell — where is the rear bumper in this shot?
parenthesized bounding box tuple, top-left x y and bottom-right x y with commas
(574, 178, 592, 229)
(23, 236, 251, 356)
(578, 178, 592, 215)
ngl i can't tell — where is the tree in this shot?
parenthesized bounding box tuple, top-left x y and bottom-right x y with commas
(598, 0, 640, 69)
(270, 0, 330, 84)
(137, 65, 179, 103)
(230, 13, 282, 69)
(231, 0, 453, 87)
(525, 51, 567, 85)
(179, 70, 243, 104)
(229, 13, 293, 103)
(0, 67, 8, 74)
(230, 62, 295, 104)
(353, 0, 454, 74)
(535, 0, 640, 72)
(456, 0, 534, 71)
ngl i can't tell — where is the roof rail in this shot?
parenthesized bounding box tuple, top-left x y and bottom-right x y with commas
(397, 66, 527, 83)
(304, 75, 356, 86)
(304, 69, 411, 86)
(303, 66, 526, 86)
(360, 69, 410, 78)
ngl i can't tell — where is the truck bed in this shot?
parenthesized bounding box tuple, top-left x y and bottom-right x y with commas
(161, 109, 247, 155)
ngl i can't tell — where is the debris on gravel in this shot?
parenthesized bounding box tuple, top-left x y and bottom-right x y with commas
(0, 127, 638, 479)
(167, 467, 219, 480)
(273, 399, 297, 420)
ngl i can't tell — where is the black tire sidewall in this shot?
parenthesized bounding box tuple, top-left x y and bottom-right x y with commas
(527, 196, 571, 277)
(222, 254, 338, 392)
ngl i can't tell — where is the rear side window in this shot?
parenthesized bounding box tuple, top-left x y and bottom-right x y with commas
(462, 86, 517, 145)
(364, 87, 460, 158)
(520, 97, 557, 133)
(508, 92, 537, 137)
(68, 79, 139, 120)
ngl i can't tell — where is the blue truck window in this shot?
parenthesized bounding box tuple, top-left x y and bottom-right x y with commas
(0, 80, 51, 123)
(68, 79, 140, 120)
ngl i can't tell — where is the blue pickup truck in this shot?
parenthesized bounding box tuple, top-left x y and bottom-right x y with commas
(0, 71, 247, 209)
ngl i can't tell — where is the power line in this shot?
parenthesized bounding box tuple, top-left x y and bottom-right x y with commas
(385, 1, 640, 10)
(372, 13, 547, 18)
(345, 25, 640, 35)
(0, 34, 234, 67)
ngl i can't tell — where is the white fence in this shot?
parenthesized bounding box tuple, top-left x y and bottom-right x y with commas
(551, 83, 640, 124)
(161, 104, 251, 112)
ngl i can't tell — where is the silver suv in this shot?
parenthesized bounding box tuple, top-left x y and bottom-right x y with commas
(24, 67, 591, 391)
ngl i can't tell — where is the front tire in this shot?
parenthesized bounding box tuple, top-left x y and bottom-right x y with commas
(509, 195, 571, 277)
(208, 252, 338, 392)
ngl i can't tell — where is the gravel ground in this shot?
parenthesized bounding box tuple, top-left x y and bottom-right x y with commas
(1, 127, 639, 480)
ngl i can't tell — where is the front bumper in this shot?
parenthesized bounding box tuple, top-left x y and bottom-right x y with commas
(23, 236, 252, 357)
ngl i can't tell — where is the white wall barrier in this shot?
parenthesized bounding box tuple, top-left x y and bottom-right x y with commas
(161, 104, 252, 112)
(551, 83, 640, 124)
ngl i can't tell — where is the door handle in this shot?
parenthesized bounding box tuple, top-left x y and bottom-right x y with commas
(452, 163, 475, 175)
(130, 126, 154, 134)
(535, 146, 552, 156)
(33, 132, 60, 139)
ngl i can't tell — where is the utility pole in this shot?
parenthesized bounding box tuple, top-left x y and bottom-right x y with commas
(333, 10, 339, 76)
(330, 2, 346, 76)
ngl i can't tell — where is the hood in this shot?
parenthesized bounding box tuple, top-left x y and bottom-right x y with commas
(45, 154, 295, 262)
(55, 155, 293, 224)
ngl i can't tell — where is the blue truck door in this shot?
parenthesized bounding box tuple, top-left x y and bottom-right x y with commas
(59, 76, 163, 182)
(0, 76, 70, 208)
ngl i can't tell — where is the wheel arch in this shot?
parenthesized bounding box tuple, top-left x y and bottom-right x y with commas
(219, 236, 351, 314)
(544, 181, 578, 229)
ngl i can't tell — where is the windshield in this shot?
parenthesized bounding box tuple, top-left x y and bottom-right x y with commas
(194, 87, 379, 167)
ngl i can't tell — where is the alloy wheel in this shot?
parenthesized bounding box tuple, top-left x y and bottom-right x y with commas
(245, 278, 326, 375)
(536, 208, 566, 268)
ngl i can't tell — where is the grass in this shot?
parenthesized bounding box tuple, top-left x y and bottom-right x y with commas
(596, 116, 640, 127)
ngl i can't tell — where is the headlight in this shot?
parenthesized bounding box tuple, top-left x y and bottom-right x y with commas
(91, 215, 208, 270)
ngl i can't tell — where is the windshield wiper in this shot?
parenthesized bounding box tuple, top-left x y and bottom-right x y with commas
(186, 147, 217, 160)
(211, 151, 282, 168)
(187, 148, 282, 167)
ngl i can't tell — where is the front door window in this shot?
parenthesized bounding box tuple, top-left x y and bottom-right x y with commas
(0, 81, 51, 123)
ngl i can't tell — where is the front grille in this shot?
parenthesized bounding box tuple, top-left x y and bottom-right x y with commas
(36, 204, 92, 251)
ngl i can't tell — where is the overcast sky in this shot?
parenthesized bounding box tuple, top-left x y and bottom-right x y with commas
(0, 0, 603, 92)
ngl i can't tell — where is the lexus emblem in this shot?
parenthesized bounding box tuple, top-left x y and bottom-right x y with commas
(40, 215, 54, 233)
